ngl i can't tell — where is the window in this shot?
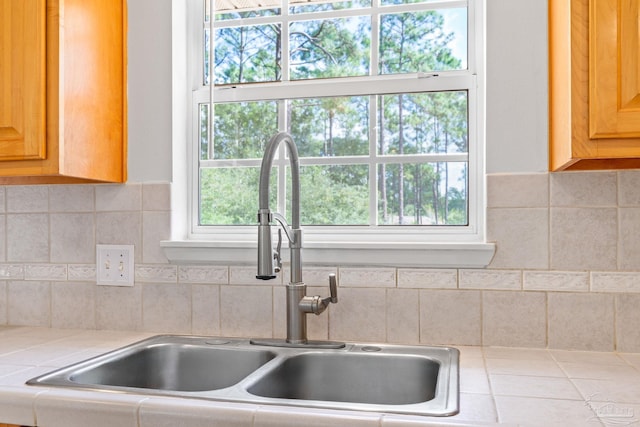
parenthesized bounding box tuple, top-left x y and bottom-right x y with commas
(170, 0, 494, 267)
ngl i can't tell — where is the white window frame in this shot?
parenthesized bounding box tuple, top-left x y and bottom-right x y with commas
(162, 0, 495, 268)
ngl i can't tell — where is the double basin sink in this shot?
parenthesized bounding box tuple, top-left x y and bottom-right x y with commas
(27, 335, 459, 417)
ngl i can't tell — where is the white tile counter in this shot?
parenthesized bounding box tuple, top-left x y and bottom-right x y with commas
(0, 326, 638, 427)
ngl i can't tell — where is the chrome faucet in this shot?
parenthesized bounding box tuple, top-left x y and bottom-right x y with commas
(252, 132, 343, 349)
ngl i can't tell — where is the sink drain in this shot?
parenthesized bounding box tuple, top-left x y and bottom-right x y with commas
(361, 346, 382, 352)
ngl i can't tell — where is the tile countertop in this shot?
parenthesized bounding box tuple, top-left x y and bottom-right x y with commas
(0, 327, 639, 427)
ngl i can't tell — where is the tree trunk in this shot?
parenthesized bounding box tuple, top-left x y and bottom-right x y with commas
(274, 24, 281, 81)
(328, 110, 334, 156)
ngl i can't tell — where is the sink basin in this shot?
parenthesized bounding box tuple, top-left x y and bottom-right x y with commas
(29, 336, 276, 393)
(246, 352, 439, 405)
(27, 335, 459, 417)
(70, 342, 276, 392)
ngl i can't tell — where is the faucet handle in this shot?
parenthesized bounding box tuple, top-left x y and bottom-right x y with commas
(317, 273, 339, 311)
(273, 228, 282, 273)
(299, 273, 339, 316)
(328, 273, 338, 303)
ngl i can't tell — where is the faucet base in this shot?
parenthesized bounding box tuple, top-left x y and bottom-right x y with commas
(249, 338, 346, 349)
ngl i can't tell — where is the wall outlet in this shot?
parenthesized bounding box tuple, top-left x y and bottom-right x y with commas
(96, 244, 135, 286)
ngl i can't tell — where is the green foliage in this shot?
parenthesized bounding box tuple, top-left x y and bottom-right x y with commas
(296, 166, 369, 225)
(379, 11, 461, 74)
(289, 96, 369, 157)
(215, 24, 282, 84)
(200, 167, 277, 225)
(290, 16, 370, 79)
(213, 102, 279, 159)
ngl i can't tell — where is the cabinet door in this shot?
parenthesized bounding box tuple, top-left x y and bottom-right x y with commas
(590, 0, 640, 139)
(0, 0, 47, 161)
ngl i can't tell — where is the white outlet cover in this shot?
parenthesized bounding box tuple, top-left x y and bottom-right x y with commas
(96, 244, 135, 286)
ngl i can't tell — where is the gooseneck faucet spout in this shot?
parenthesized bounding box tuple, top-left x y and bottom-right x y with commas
(253, 132, 343, 348)
(256, 132, 301, 282)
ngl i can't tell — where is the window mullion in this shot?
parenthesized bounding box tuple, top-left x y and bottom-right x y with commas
(467, 0, 476, 75)
(370, 0, 380, 226)
(369, 95, 378, 226)
(213, 74, 475, 103)
(200, 152, 469, 168)
(282, 0, 290, 82)
(371, 0, 380, 77)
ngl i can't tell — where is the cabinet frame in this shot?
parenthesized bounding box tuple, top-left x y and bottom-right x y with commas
(0, 0, 127, 184)
(549, 0, 640, 170)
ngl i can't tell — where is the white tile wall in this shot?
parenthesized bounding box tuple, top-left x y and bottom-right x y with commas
(220, 286, 273, 338)
(142, 283, 192, 333)
(523, 271, 589, 292)
(7, 214, 49, 262)
(330, 288, 387, 342)
(616, 294, 640, 352)
(397, 268, 457, 289)
(51, 282, 96, 329)
(0, 175, 639, 351)
(419, 289, 481, 346)
(191, 284, 220, 336)
(95, 285, 142, 331)
(482, 291, 546, 348)
(50, 213, 95, 263)
(550, 207, 618, 270)
(550, 171, 617, 207)
(459, 270, 522, 290)
(548, 293, 615, 351)
(386, 289, 419, 344)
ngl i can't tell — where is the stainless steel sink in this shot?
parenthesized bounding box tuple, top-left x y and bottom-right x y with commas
(69, 341, 276, 392)
(246, 352, 439, 405)
(27, 335, 459, 417)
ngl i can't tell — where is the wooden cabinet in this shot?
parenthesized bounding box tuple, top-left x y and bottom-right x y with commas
(0, 0, 126, 184)
(0, 0, 46, 162)
(549, 0, 640, 170)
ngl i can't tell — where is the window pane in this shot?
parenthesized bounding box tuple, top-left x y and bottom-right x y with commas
(378, 162, 467, 225)
(290, 16, 371, 80)
(199, 103, 210, 160)
(213, 101, 279, 159)
(378, 91, 468, 155)
(215, 24, 282, 84)
(287, 165, 370, 225)
(200, 167, 277, 225)
(204, 28, 211, 85)
(289, 96, 369, 157)
(379, 8, 467, 74)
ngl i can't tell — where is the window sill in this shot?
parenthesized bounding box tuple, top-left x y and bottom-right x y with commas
(160, 240, 496, 268)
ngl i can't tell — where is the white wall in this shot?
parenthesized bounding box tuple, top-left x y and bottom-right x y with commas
(485, 0, 548, 173)
(127, 0, 174, 182)
(125, 0, 549, 182)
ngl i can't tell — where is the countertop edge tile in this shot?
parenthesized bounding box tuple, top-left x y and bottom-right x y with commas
(0, 385, 47, 426)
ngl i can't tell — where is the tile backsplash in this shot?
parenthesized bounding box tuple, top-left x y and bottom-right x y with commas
(1, 171, 640, 352)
